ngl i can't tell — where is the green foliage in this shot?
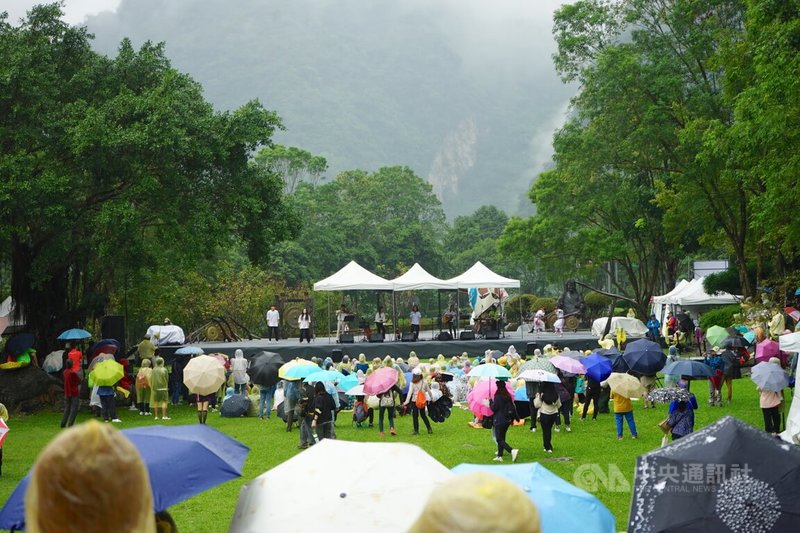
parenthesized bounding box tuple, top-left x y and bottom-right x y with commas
(255, 144, 328, 193)
(530, 297, 557, 314)
(505, 293, 538, 321)
(704, 268, 747, 297)
(699, 305, 742, 330)
(584, 290, 613, 319)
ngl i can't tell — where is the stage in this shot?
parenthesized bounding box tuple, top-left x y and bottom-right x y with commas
(159, 330, 601, 362)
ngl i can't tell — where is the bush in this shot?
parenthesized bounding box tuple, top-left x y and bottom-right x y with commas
(505, 293, 537, 321)
(699, 305, 742, 331)
(530, 297, 556, 313)
(584, 291, 613, 319)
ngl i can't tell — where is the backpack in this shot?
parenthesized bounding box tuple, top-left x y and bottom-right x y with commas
(353, 401, 368, 423)
(415, 389, 427, 409)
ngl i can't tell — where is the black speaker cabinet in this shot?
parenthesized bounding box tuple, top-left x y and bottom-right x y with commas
(401, 332, 415, 342)
(485, 330, 500, 340)
(101, 315, 125, 353)
(330, 349, 344, 362)
(369, 333, 384, 343)
(526, 342, 539, 355)
(459, 331, 476, 341)
(339, 333, 354, 344)
(437, 332, 453, 341)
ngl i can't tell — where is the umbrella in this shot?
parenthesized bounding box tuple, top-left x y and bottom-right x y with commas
(629, 416, 800, 532)
(743, 331, 756, 345)
(622, 339, 666, 375)
(401, 371, 413, 395)
(514, 386, 529, 401)
(345, 384, 365, 396)
(559, 350, 585, 360)
(87, 352, 115, 372)
(174, 346, 205, 356)
(282, 363, 320, 380)
(92, 359, 124, 387)
(4, 333, 34, 357)
(550, 355, 586, 375)
(221, 394, 251, 417)
(229, 440, 453, 532)
(467, 379, 514, 417)
(756, 339, 780, 364)
(705, 325, 729, 347)
(304, 370, 345, 383)
(247, 351, 283, 387)
(582, 354, 613, 383)
(647, 387, 691, 404)
(596, 346, 622, 358)
(427, 395, 453, 423)
(57, 328, 91, 341)
(183, 355, 226, 395)
(452, 462, 615, 533)
(337, 374, 359, 392)
(468, 363, 512, 379)
(722, 336, 749, 349)
(518, 357, 557, 375)
(0, 424, 249, 530)
(517, 369, 560, 383)
(89, 339, 121, 359)
(604, 373, 643, 399)
(363, 367, 399, 395)
(439, 372, 455, 382)
(751, 362, 789, 392)
(0, 418, 8, 448)
(780, 331, 800, 353)
(278, 359, 317, 380)
(661, 360, 713, 378)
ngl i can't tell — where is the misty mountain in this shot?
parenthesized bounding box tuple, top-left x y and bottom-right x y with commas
(85, 0, 574, 217)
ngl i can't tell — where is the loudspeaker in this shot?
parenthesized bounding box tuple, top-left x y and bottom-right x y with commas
(369, 333, 384, 343)
(437, 332, 453, 341)
(339, 334, 354, 344)
(485, 330, 500, 340)
(526, 342, 539, 356)
(101, 315, 125, 353)
(401, 333, 415, 342)
(459, 331, 476, 341)
(330, 349, 344, 362)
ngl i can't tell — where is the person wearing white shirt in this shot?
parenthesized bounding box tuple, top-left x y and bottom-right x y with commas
(375, 306, 387, 337)
(336, 304, 350, 340)
(298, 308, 312, 343)
(410, 305, 422, 341)
(266, 306, 280, 341)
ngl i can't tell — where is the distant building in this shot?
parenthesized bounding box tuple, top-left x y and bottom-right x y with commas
(693, 260, 729, 280)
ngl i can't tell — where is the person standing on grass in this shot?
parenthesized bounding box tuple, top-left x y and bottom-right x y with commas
(610, 388, 638, 440)
(60, 359, 82, 428)
(195, 390, 213, 424)
(534, 383, 561, 453)
(135, 358, 152, 416)
(554, 374, 574, 433)
(311, 381, 335, 440)
(377, 388, 397, 437)
(258, 383, 277, 420)
(581, 377, 601, 421)
(231, 349, 249, 395)
(404, 368, 433, 435)
(0, 402, 8, 477)
(489, 379, 520, 462)
(667, 399, 695, 440)
(759, 357, 785, 435)
(150, 356, 170, 420)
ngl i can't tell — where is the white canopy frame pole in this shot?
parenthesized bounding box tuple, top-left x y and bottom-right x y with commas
(327, 294, 331, 344)
(520, 290, 524, 339)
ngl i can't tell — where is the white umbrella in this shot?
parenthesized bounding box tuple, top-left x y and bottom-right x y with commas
(517, 369, 560, 383)
(229, 440, 453, 532)
(183, 354, 226, 395)
(345, 384, 365, 396)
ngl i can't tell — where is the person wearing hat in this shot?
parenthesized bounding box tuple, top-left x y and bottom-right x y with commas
(646, 314, 661, 343)
(404, 368, 433, 435)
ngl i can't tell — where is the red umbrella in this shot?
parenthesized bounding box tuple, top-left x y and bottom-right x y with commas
(755, 339, 780, 363)
(363, 367, 399, 395)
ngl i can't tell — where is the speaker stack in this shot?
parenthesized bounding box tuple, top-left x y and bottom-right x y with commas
(485, 330, 500, 340)
(459, 331, 476, 341)
(339, 333, 354, 344)
(401, 332, 415, 342)
(526, 342, 539, 355)
(436, 332, 453, 341)
(330, 349, 344, 362)
(369, 333, 384, 343)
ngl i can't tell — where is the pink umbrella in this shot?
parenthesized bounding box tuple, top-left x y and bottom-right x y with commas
(755, 339, 780, 363)
(549, 355, 586, 374)
(363, 367, 399, 395)
(0, 418, 8, 448)
(466, 379, 514, 417)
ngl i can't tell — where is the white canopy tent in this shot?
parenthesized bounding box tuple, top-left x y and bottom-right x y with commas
(780, 331, 800, 444)
(313, 260, 394, 291)
(650, 277, 739, 333)
(443, 261, 521, 289)
(390, 263, 451, 290)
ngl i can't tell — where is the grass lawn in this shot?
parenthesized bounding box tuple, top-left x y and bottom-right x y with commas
(0, 379, 770, 532)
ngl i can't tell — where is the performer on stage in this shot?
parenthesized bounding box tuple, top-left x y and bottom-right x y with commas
(266, 305, 280, 341)
(443, 305, 457, 338)
(410, 304, 422, 341)
(553, 308, 565, 337)
(375, 306, 387, 336)
(531, 308, 546, 334)
(298, 308, 312, 343)
(336, 304, 350, 340)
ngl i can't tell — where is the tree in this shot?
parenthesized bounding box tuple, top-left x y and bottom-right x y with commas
(0, 5, 294, 351)
(255, 144, 328, 194)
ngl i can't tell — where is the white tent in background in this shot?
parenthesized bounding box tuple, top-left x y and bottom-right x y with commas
(313, 261, 394, 291)
(678, 277, 739, 306)
(390, 263, 451, 290)
(652, 280, 690, 305)
(780, 331, 800, 445)
(444, 261, 520, 288)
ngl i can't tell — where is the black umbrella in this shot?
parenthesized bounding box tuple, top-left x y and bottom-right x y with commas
(427, 396, 453, 423)
(4, 333, 35, 357)
(722, 336, 750, 349)
(247, 351, 283, 387)
(623, 339, 667, 375)
(276, 401, 288, 422)
(630, 416, 800, 532)
(220, 394, 251, 417)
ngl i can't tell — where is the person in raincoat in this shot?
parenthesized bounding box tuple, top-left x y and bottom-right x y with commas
(404, 368, 433, 435)
(646, 314, 661, 343)
(231, 349, 250, 395)
(150, 357, 170, 420)
(61, 359, 82, 428)
(135, 358, 152, 416)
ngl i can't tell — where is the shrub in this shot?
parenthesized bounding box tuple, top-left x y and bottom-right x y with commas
(505, 293, 537, 321)
(530, 297, 556, 313)
(699, 305, 742, 331)
(584, 291, 613, 319)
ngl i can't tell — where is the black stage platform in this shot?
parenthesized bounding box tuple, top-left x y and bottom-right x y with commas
(159, 331, 600, 362)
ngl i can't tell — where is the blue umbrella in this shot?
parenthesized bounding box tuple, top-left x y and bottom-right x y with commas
(582, 354, 613, 382)
(622, 339, 666, 375)
(304, 369, 345, 383)
(401, 371, 412, 395)
(452, 462, 615, 533)
(0, 425, 248, 531)
(751, 362, 789, 392)
(57, 328, 91, 341)
(468, 363, 512, 379)
(174, 346, 205, 356)
(283, 363, 320, 380)
(336, 374, 359, 392)
(662, 360, 713, 378)
(4, 333, 34, 357)
(514, 386, 529, 401)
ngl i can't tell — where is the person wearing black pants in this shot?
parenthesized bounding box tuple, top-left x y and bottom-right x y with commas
(555, 375, 575, 432)
(61, 359, 82, 428)
(404, 371, 432, 434)
(581, 377, 601, 421)
(410, 305, 421, 341)
(534, 383, 562, 453)
(526, 381, 541, 431)
(298, 308, 312, 343)
(489, 379, 519, 462)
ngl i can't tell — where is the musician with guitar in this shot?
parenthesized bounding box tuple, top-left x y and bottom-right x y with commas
(336, 304, 350, 341)
(443, 305, 457, 339)
(375, 306, 387, 337)
(410, 304, 422, 341)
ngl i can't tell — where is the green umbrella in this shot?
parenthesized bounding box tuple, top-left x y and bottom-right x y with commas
(517, 357, 557, 375)
(92, 359, 124, 387)
(705, 325, 729, 347)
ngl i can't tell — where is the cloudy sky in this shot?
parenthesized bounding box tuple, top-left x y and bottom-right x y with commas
(4, 0, 121, 24)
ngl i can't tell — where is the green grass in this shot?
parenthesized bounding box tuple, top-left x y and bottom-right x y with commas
(0, 381, 769, 532)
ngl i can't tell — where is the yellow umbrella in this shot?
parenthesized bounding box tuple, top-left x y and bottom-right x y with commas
(92, 359, 124, 387)
(278, 358, 316, 381)
(183, 355, 226, 395)
(604, 372, 644, 399)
